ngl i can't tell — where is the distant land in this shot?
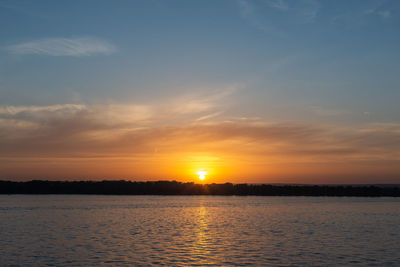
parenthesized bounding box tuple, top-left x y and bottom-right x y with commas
(1, 180, 399, 197)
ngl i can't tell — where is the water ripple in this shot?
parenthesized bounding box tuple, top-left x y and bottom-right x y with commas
(0, 195, 399, 266)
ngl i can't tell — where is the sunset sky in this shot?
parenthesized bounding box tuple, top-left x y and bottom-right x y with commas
(1, 0, 400, 183)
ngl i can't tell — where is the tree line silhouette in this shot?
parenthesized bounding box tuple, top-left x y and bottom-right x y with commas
(0, 180, 399, 196)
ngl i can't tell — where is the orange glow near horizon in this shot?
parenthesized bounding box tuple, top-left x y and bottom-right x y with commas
(2, 131, 400, 184)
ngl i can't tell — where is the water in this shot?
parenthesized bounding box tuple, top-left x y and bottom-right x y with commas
(0, 195, 399, 266)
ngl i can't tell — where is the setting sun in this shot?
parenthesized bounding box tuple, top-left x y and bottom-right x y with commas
(197, 170, 208, 181)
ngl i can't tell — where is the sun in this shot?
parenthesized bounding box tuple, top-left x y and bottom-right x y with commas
(197, 170, 208, 181)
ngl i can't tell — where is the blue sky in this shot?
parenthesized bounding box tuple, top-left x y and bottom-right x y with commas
(1, 0, 400, 182)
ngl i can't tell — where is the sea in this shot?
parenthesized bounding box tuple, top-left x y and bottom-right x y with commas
(0, 195, 399, 266)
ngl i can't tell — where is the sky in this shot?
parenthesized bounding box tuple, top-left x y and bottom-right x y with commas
(1, 0, 400, 183)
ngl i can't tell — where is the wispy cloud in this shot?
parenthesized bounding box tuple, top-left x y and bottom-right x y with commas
(2, 101, 400, 161)
(364, 5, 392, 19)
(6, 37, 116, 56)
(237, 0, 285, 36)
(334, 2, 394, 27)
(237, 0, 320, 35)
(0, 86, 238, 137)
(378, 10, 391, 19)
(267, 0, 288, 11)
(168, 85, 238, 116)
(298, 0, 320, 23)
(237, 0, 254, 18)
(1, 87, 399, 181)
(1, 100, 400, 181)
(0, 104, 87, 115)
(195, 112, 223, 122)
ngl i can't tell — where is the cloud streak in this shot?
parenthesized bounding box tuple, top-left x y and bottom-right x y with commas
(267, 0, 288, 11)
(1, 102, 400, 161)
(237, 0, 320, 36)
(1, 89, 399, 181)
(1, 100, 400, 182)
(378, 10, 391, 19)
(7, 37, 116, 56)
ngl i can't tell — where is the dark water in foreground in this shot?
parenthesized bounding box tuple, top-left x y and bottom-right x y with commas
(0, 196, 399, 266)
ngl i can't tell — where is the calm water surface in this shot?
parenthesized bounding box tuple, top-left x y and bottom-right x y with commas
(0, 195, 399, 266)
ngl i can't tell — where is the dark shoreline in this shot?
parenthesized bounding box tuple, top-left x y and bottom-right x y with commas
(1, 180, 399, 197)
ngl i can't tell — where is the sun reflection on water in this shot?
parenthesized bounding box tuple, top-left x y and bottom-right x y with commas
(191, 204, 215, 265)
